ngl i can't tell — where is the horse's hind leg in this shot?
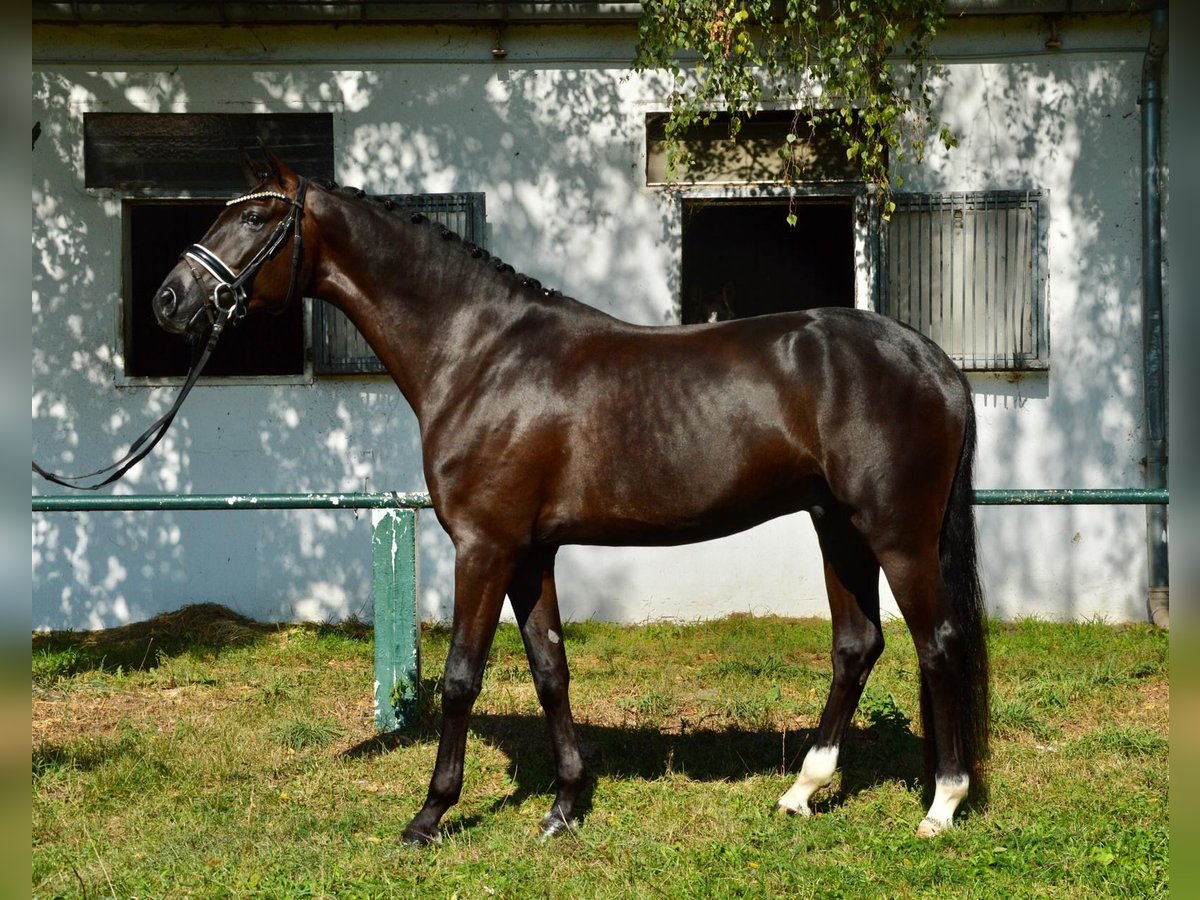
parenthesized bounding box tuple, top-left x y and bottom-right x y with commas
(778, 510, 882, 817)
(880, 546, 973, 837)
(508, 547, 586, 838)
(401, 540, 513, 845)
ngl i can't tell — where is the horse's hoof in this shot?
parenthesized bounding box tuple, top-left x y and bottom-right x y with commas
(775, 800, 810, 817)
(916, 816, 949, 838)
(401, 825, 439, 847)
(538, 813, 578, 841)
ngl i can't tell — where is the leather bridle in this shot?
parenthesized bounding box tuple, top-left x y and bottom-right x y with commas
(33, 177, 309, 491)
(182, 175, 309, 329)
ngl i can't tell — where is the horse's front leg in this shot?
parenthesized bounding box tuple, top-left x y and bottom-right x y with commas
(508, 547, 586, 838)
(401, 540, 513, 845)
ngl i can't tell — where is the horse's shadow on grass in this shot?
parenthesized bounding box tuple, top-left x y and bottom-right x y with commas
(344, 708, 923, 832)
(32, 602, 373, 682)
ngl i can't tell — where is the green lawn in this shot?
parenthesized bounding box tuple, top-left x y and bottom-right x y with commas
(33, 606, 1168, 898)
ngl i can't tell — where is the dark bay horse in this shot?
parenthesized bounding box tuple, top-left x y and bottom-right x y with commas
(153, 152, 988, 843)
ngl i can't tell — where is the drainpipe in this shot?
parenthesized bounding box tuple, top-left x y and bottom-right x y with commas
(1140, 1, 1169, 629)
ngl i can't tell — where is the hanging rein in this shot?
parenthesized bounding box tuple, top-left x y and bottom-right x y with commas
(32, 177, 309, 491)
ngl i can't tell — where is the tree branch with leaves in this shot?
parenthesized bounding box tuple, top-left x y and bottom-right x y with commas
(634, 0, 956, 218)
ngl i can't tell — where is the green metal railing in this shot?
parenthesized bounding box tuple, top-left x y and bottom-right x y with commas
(972, 488, 1168, 505)
(30, 491, 433, 512)
(32, 486, 1168, 730)
(30, 487, 1168, 514)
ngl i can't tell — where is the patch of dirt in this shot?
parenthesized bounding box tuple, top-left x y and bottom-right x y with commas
(32, 604, 276, 747)
(1133, 679, 1169, 733)
(32, 684, 247, 747)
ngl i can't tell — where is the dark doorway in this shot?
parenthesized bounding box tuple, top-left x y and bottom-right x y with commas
(680, 199, 855, 324)
(125, 201, 305, 377)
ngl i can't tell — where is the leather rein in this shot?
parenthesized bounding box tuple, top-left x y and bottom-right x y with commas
(33, 177, 309, 491)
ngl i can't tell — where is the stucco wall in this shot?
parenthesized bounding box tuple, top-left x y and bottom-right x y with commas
(32, 15, 1160, 629)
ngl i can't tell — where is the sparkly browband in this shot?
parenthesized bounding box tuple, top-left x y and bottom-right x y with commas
(227, 190, 296, 206)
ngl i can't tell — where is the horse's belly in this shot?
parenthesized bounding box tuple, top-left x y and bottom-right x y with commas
(537, 443, 822, 547)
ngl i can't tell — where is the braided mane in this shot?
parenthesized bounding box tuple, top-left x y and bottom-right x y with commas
(316, 178, 563, 298)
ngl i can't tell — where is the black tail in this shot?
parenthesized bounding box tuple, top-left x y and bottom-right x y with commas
(923, 397, 990, 802)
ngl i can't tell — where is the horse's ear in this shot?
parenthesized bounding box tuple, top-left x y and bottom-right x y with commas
(241, 150, 272, 187)
(261, 147, 298, 188)
(241, 143, 296, 188)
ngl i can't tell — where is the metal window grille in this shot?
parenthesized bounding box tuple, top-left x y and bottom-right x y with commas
(881, 191, 1048, 370)
(313, 192, 486, 374)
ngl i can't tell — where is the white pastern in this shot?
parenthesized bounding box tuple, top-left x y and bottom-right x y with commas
(917, 774, 970, 837)
(777, 745, 839, 816)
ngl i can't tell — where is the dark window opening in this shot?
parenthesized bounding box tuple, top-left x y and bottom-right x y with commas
(680, 199, 855, 324)
(125, 201, 305, 377)
(87, 111, 333, 379)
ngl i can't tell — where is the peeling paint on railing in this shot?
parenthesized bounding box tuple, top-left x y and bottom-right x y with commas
(972, 488, 1168, 505)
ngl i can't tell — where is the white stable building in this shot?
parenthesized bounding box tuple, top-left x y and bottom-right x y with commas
(33, 2, 1170, 630)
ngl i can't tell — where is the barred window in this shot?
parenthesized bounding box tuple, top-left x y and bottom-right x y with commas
(881, 191, 1048, 370)
(313, 192, 487, 375)
(83, 111, 333, 379)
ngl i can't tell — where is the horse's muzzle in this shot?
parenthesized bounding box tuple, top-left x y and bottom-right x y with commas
(157, 286, 179, 316)
(153, 286, 185, 334)
(152, 277, 201, 335)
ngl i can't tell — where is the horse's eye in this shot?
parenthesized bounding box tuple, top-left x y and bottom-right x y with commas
(241, 210, 265, 227)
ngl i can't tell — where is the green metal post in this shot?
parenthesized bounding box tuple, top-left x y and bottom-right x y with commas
(371, 509, 420, 732)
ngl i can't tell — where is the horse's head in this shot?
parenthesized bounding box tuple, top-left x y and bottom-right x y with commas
(152, 150, 311, 338)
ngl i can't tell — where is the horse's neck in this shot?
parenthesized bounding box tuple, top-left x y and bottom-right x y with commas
(309, 195, 581, 413)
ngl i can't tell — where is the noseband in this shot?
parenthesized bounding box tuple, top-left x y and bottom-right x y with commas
(182, 175, 309, 329)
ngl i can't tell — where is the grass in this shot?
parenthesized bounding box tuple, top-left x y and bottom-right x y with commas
(32, 606, 1167, 898)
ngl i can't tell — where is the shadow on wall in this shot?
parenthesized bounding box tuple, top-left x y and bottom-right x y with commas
(31, 383, 428, 629)
(919, 51, 1149, 620)
(337, 63, 679, 319)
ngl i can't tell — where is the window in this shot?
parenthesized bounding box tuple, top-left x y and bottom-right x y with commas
(680, 198, 855, 323)
(123, 200, 304, 377)
(84, 111, 333, 378)
(313, 192, 487, 374)
(881, 191, 1048, 370)
(652, 111, 864, 324)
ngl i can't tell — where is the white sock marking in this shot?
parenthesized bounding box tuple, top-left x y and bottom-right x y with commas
(777, 745, 839, 816)
(917, 774, 970, 836)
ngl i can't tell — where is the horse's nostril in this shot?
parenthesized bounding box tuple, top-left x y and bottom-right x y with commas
(158, 287, 178, 315)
